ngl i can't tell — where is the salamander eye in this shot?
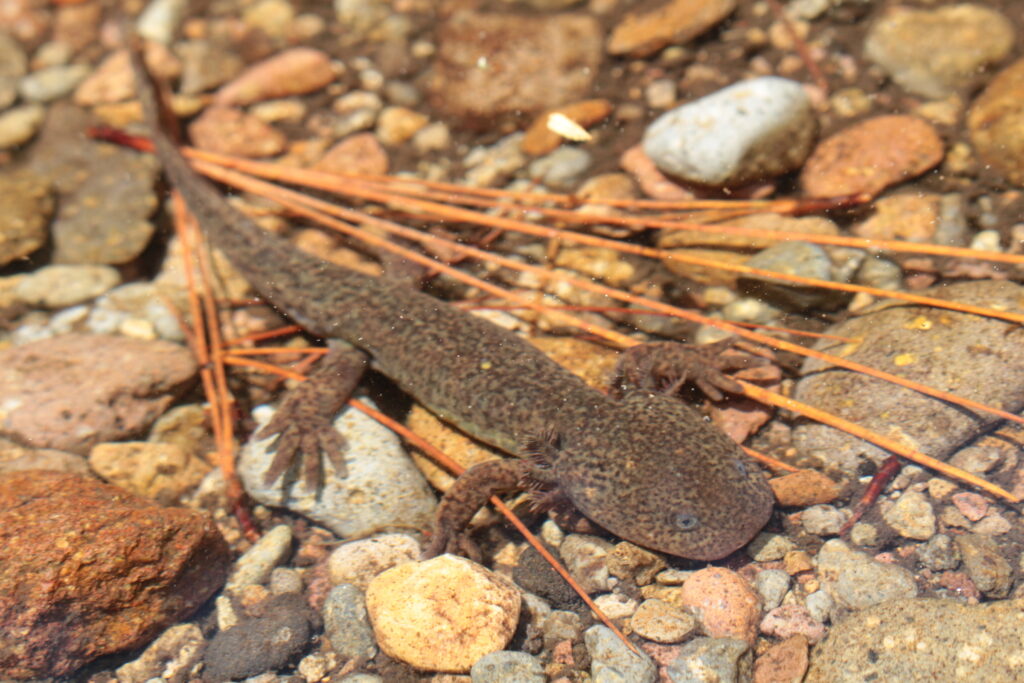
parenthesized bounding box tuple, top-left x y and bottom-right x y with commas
(674, 512, 700, 532)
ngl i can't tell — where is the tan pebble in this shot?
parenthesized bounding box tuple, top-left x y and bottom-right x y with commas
(606, 542, 667, 586)
(800, 115, 943, 199)
(188, 107, 286, 157)
(753, 634, 809, 683)
(607, 0, 737, 57)
(376, 106, 430, 147)
(327, 535, 421, 590)
(366, 555, 521, 673)
(968, 57, 1024, 186)
(852, 193, 942, 242)
(215, 47, 335, 106)
(630, 598, 698, 644)
(314, 132, 389, 176)
(88, 441, 209, 503)
(406, 403, 501, 493)
(768, 470, 840, 507)
(782, 550, 814, 574)
(73, 44, 180, 107)
(679, 567, 761, 644)
(521, 99, 612, 156)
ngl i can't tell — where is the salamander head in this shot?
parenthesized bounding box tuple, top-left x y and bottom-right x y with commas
(554, 390, 774, 561)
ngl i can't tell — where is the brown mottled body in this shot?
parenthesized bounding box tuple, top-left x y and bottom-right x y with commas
(130, 43, 773, 561)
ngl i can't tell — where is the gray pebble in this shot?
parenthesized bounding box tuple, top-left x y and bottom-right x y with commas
(115, 623, 205, 683)
(14, 265, 120, 309)
(87, 283, 189, 341)
(918, 533, 960, 571)
(854, 255, 902, 290)
(268, 567, 304, 595)
(801, 504, 846, 537)
(882, 490, 936, 540)
(847, 522, 879, 547)
(559, 534, 615, 593)
(470, 651, 545, 683)
(741, 241, 843, 310)
(18, 64, 90, 103)
(542, 610, 582, 650)
(225, 524, 293, 593)
(642, 76, 816, 187)
(804, 589, 834, 624)
(323, 584, 378, 661)
(464, 132, 528, 187)
(240, 401, 436, 539)
(954, 533, 1012, 598)
(585, 625, 657, 683)
(528, 147, 592, 190)
(666, 637, 752, 683)
(754, 569, 791, 611)
(816, 540, 917, 610)
(748, 532, 797, 562)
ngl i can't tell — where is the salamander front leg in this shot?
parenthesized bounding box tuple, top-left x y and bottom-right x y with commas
(257, 344, 368, 489)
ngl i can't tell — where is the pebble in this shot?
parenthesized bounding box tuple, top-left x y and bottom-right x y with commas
(240, 402, 436, 540)
(375, 105, 429, 146)
(585, 625, 657, 683)
(366, 555, 521, 673)
(806, 598, 1024, 681)
(0, 437, 90, 476)
(606, 542, 666, 586)
(521, 99, 612, 156)
(527, 146, 592, 190)
(542, 610, 583, 649)
(114, 623, 205, 683)
(177, 40, 244, 95)
(0, 470, 229, 679)
(804, 590, 834, 624)
(863, 4, 1015, 99)
(759, 605, 826, 644)
(800, 115, 943, 199)
(753, 569, 790, 611)
(853, 193, 968, 245)
(428, 10, 602, 123)
(314, 132, 390, 176)
(72, 45, 181, 107)
(593, 592, 639, 620)
(215, 47, 336, 106)
(136, 0, 189, 45)
(323, 584, 378, 661)
(740, 241, 841, 311)
(463, 132, 529, 188)
(86, 282, 189, 342)
(918, 534, 960, 571)
(814, 540, 917, 610)
(953, 534, 1012, 598)
(794, 281, 1024, 476)
(882, 490, 936, 540)
(470, 651, 545, 683)
(327, 534, 421, 591)
(203, 593, 314, 681)
(0, 168, 52, 265)
(87, 441, 210, 505)
(225, 525, 294, 593)
(967, 57, 1024, 186)
(18, 63, 90, 102)
(411, 121, 451, 154)
(188, 106, 287, 157)
(0, 334, 196, 454)
(679, 567, 761, 644)
(559, 534, 615, 593)
(800, 504, 846, 537)
(665, 637, 752, 683)
(767, 469, 839, 507)
(630, 598, 699, 644)
(13, 264, 120, 308)
(847, 522, 880, 548)
(0, 103, 45, 149)
(749, 533, 798, 562)
(0, 31, 27, 108)
(752, 635, 809, 683)
(642, 76, 816, 187)
(854, 255, 903, 291)
(607, 0, 737, 57)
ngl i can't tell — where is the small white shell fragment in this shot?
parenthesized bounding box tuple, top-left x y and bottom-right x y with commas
(547, 112, 592, 142)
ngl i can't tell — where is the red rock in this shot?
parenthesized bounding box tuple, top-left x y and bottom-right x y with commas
(753, 634, 809, 683)
(679, 567, 761, 644)
(215, 47, 336, 106)
(759, 605, 826, 643)
(950, 491, 989, 522)
(769, 469, 840, 507)
(0, 334, 196, 454)
(607, 0, 737, 57)
(800, 115, 943, 199)
(188, 106, 287, 157)
(0, 471, 229, 679)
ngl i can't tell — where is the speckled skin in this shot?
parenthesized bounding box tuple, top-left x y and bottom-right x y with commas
(132, 47, 773, 561)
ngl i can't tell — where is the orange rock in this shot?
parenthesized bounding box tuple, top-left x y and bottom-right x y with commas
(214, 47, 335, 106)
(607, 0, 737, 57)
(189, 106, 286, 157)
(314, 132, 390, 176)
(769, 469, 840, 507)
(800, 115, 943, 198)
(521, 99, 612, 156)
(753, 634, 810, 683)
(968, 57, 1024, 186)
(679, 566, 761, 644)
(620, 144, 695, 201)
(852, 193, 946, 242)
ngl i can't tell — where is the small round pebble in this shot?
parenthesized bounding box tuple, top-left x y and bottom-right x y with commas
(767, 469, 840, 508)
(666, 637, 752, 683)
(630, 598, 698, 644)
(323, 583, 378, 661)
(759, 604, 826, 644)
(953, 534, 1012, 598)
(882, 490, 936, 540)
(918, 533, 960, 571)
(0, 103, 46, 150)
(804, 590, 834, 624)
(470, 651, 545, 683)
(225, 524, 293, 593)
(815, 540, 917, 610)
(679, 567, 761, 644)
(968, 57, 1024, 186)
(642, 76, 816, 187)
(585, 624, 657, 683)
(749, 533, 798, 562)
(327, 534, 421, 591)
(366, 555, 521, 673)
(800, 505, 846, 537)
(14, 264, 120, 309)
(754, 569, 791, 611)
(559, 534, 615, 593)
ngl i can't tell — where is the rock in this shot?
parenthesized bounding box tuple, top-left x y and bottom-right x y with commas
(953, 534, 1012, 598)
(86, 282, 190, 342)
(801, 505, 846, 537)
(800, 115, 943, 199)
(606, 542, 666, 586)
(0, 32, 27, 108)
(794, 281, 1024, 476)
(806, 598, 1024, 681)
(0, 103, 46, 149)
(528, 146, 592, 190)
(753, 635, 809, 683)
(0, 471, 229, 679)
(882, 490, 936, 540)
(864, 4, 1015, 99)
(323, 584, 377, 661)
(14, 264, 120, 308)
(215, 47, 336, 106)
(666, 637, 752, 683)
(0, 437, 90, 476)
(630, 599, 698, 644)
(0, 168, 52, 266)
(203, 593, 314, 681)
(177, 39, 244, 95)
(470, 651, 545, 683)
(560, 534, 615, 593)
(814, 540, 917, 611)
(327, 534, 421, 590)
(87, 441, 210, 504)
(753, 569, 790, 611)
(968, 57, 1024, 186)
(315, 132, 391, 176)
(739, 241, 843, 311)
(0, 334, 197, 454)
(759, 605, 826, 644)
(366, 555, 521, 673)
(768, 469, 839, 507)
(427, 11, 602, 125)
(114, 623, 206, 683)
(918, 533, 960, 571)
(679, 567, 761, 644)
(951, 492, 989, 521)
(225, 524, 294, 593)
(136, 0, 190, 45)
(585, 624, 657, 683)
(607, 0, 737, 57)
(376, 106, 429, 146)
(72, 45, 181, 107)
(18, 63, 90, 102)
(749, 534, 798, 563)
(241, 401, 435, 539)
(643, 77, 816, 187)
(852, 192, 967, 245)
(188, 106, 287, 157)
(521, 99, 612, 156)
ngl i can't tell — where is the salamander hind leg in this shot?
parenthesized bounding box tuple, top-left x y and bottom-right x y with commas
(612, 338, 769, 400)
(258, 345, 368, 489)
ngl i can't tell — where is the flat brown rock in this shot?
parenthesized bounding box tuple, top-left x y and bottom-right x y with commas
(0, 471, 229, 679)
